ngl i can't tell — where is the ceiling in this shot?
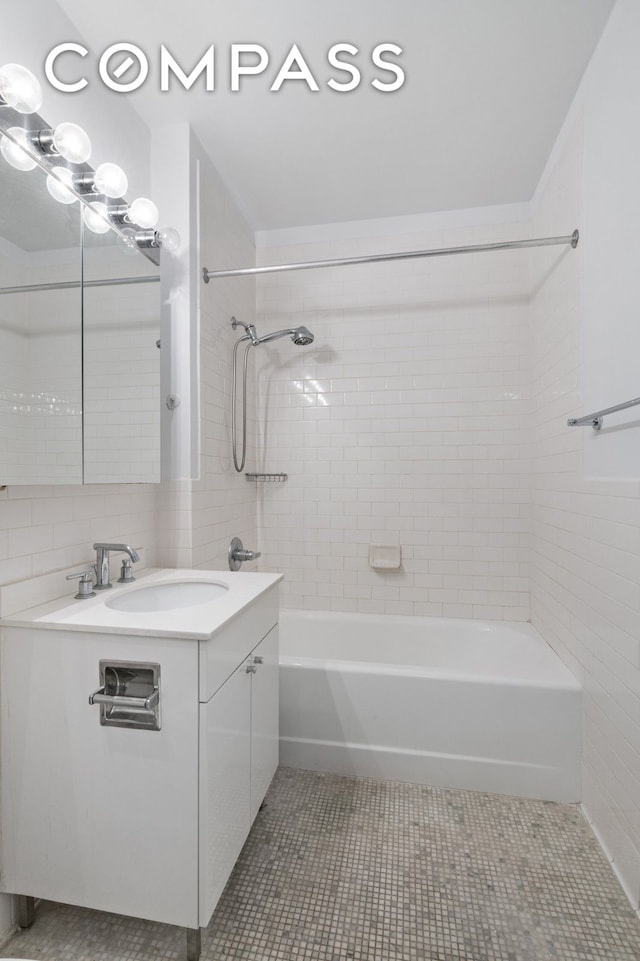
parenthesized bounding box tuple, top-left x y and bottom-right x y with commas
(56, 0, 615, 231)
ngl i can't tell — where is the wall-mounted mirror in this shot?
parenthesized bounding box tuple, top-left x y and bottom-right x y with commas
(82, 229, 160, 484)
(0, 147, 161, 485)
(0, 160, 83, 484)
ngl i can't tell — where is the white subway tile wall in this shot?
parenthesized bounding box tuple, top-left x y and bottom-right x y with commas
(0, 482, 156, 588)
(530, 116, 640, 912)
(254, 222, 531, 617)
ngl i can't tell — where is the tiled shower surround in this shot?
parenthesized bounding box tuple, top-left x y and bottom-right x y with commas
(254, 217, 531, 620)
(4, 769, 640, 961)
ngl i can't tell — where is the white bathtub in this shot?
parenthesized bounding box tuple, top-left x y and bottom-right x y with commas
(279, 610, 581, 803)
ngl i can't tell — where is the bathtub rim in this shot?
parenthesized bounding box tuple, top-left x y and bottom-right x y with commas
(279, 653, 580, 690)
(279, 609, 581, 692)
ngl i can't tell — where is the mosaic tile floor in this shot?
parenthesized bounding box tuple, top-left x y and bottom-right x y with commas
(3, 767, 640, 961)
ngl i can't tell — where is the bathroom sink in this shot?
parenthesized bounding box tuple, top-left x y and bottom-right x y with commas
(105, 580, 229, 613)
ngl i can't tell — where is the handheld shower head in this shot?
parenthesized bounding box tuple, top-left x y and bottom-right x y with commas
(230, 317, 315, 474)
(291, 326, 314, 346)
(252, 325, 315, 346)
(231, 318, 313, 347)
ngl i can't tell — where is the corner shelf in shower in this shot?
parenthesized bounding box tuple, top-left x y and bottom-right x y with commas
(245, 472, 288, 483)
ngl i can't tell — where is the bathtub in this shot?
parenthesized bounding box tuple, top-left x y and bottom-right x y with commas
(279, 610, 581, 803)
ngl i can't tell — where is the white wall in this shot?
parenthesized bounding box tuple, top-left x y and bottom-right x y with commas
(579, 0, 640, 477)
(530, 0, 640, 914)
(254, 207, 531, 618)
(153, 132, 258, 572)
(192, 147, 258, 571)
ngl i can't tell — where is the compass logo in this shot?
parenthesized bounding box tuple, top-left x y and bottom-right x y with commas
(45, 42, 405, 94)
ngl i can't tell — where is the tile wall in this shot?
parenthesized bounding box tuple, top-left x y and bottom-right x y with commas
(530, 115, 640, 913)
(254, 217, 531, 618)
(0, 482, 157, 591)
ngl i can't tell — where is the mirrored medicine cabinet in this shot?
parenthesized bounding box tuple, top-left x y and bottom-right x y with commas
(0, 146, 161, 485)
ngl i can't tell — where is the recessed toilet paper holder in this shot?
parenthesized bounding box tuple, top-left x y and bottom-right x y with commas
(89, 660, 161, 731)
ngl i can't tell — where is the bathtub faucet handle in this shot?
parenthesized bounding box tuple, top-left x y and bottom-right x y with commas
(229, 537, 261, 571)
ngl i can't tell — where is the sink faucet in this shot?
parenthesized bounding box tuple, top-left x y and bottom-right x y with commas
(93, 543, 140, 590)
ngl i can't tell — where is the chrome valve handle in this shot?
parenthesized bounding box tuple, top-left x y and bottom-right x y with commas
(65, 569, 96, 599)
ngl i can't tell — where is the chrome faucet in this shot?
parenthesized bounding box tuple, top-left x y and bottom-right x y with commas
(228, 537, 261, 571)
(93, 543, 140, 590)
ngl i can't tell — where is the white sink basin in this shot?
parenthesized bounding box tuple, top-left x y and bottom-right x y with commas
(106, 580, 229, 613)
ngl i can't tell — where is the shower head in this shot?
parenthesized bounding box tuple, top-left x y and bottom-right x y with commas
(231, 317, 313, 347)
(291, 326, 314, 346)
(254, 325, 315, 347)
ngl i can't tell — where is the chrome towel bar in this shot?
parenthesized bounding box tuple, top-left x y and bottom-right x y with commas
(567, 395, 640, 430)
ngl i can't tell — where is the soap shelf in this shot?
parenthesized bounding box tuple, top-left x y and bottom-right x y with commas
(245, 472, 288, 483)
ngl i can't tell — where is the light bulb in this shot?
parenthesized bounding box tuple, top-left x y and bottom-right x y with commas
(0, 63, 43, 114)
(117, 226, 140, 258)
(46, 166, 77, 204)
(83, 201, 111, 234)
(157, 226, 180, 252)
(129, 197, 159, 229)
(0, 127, 36, 171)
(52, 122, 91, 164)
(93, 162, 128, 198)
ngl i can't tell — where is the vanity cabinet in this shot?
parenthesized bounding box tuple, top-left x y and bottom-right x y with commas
(0, 584, 279, 941)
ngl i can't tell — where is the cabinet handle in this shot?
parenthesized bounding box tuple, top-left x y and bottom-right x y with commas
(253, 656, 264, 665)
(245, 664, 257, 674)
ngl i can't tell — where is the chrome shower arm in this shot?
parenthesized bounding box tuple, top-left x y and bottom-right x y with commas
(231, 316, 259, 345)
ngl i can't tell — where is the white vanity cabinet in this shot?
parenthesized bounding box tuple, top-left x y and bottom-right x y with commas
(0, 576, 280, 951)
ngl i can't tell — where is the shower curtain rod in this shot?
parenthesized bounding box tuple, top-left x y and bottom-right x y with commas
(202, 229, 579, 282)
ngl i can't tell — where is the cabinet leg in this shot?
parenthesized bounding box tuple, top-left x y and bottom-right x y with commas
(185, 926, 201, 961)
(13, 895, 36, 929)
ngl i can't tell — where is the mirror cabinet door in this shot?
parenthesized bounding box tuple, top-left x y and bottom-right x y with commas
(0, 158, 83, 485)
(81, 227, 161, 484)
(0, 150, 162, 486)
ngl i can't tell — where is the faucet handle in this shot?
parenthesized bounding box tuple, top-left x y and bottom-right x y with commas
(228, 537, 261, 571)
(117, 558, 136, 583)
(66, 569, 96, 599)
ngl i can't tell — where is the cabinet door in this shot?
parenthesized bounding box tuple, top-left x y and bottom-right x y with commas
(199, 659, 252, 926)
(250, 625, 279, 821)
(0, 629, 200, 928)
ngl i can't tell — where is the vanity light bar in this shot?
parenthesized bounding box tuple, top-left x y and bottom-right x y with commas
(0, 62, 179, 255)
